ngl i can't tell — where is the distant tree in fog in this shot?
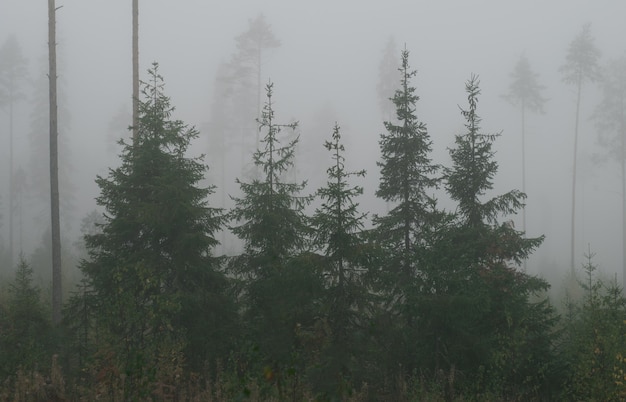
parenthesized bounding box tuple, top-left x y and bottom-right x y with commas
(376, 36, 399, 122)
(560, 23, 601, 273)
(226, 14, 281, 166)
(0, 34, 29, 270)
(593, 55, 626, 289)
(504, 53, 546, 264)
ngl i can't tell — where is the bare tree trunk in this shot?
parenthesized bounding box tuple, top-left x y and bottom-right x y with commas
(132, 0, 139, 140)
(8, 87, 14, 269)
(521, 100, 527, 271)
(48, 0, 62, 326)
(621, 101, 626, 291)
(132, 0, 139, 141)
(570, 78, 582, 275)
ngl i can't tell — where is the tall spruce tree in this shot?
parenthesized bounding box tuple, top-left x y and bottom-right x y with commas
(560, 23, 601, 272)
(81, 63, 228, 397)
(229, 82, 317, 397)
(436, 75, 553, 397)
(310, 123, 369, 398)
(374, 47, 439, 288)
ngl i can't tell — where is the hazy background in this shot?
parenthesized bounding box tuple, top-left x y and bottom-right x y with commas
(1, 0, 625, 289)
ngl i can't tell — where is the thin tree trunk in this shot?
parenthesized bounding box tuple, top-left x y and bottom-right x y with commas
(620, 97, 626, 290)
(570, 78, 583, 274)
(132, 0, 139, 141)
(8, 87, 14, 269)
(48, 0, 62, 326)
(521, 100, 526, 271)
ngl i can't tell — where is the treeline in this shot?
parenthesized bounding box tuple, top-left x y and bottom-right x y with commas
(1, 52, 625, 402)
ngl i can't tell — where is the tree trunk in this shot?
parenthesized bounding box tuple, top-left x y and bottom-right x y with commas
(8, 85, 14, 269)
(521, 100, 527, 271)
(48, 0, 62, 326)
(570, 77, 582, 274)
(132, 0, 139, 141)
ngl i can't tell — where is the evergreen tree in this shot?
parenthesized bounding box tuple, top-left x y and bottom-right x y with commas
(229, 81, 318, 397)
(374, 47, 439, 286)
(504, 54, 546, 244)
(81, 63, 229, 397)
(560, 23, 601, 272)
(434, 75, 553, 397)
(309, 123, 370, 398)
(0, 256, 52, 377)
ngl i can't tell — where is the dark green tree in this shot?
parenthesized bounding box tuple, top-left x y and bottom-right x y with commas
(504, 54, 546, 244)
(0, 256, 52, 378)
(560, 23, 601, 273)
(309, 123, 370, 398)
(593, 55, 626, 290)
(374, 47, 439, 286)
(434, 75, 554, 398)
(81, 63, 229, 397)
(229, 81, 318, 398)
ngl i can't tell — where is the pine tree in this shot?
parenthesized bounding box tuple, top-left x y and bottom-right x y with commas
(560, 23, 601, 273)
(81, 63, 228, 396)
(504, 54, 546, 245)
(593, 55, 626, 290)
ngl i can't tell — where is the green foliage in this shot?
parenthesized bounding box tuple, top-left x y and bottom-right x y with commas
(228, 81, 319, 399)
(80, 63, 230, 398)
(374, 47, 440, 285)
(560, 249, 626, 400)
(0, 256, 52, 378)
(308, 123, 373, 399)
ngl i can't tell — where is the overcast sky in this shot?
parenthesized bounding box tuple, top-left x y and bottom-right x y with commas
(1, 0, 626, 283)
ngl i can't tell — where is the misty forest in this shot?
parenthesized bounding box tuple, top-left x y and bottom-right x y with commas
(2, 1, 626, 401)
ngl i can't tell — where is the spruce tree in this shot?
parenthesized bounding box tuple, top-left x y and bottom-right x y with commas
(229, 81, 317, 396)
(436, 75, 554, 396)
(310, 123, 369, 397)
(374, 47, 439, 286)
(81, 63, 228, 396)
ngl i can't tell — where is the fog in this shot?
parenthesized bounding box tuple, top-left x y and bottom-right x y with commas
(1, 0, 626, 288)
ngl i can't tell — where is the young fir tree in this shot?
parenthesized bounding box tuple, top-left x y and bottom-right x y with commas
(0, 256, 51, 378)
(310, 123, 369, 397)
(229, 81, 318, 396)
(436, 75, 554, 397)
(374, 47, 439, 287)
(81, 63, 229, 396)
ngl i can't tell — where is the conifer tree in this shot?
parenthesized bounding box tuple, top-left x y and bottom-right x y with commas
(374, 47, 439, 288)
(436, 75, 553, 396)
(81, 63, 228, 396)
(229, 82, 317, 396)
(504, 54, 546, 243)
(593, 55, 626, 289)
(310, 123, 369, 397)
(560, 23, 601, 272)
